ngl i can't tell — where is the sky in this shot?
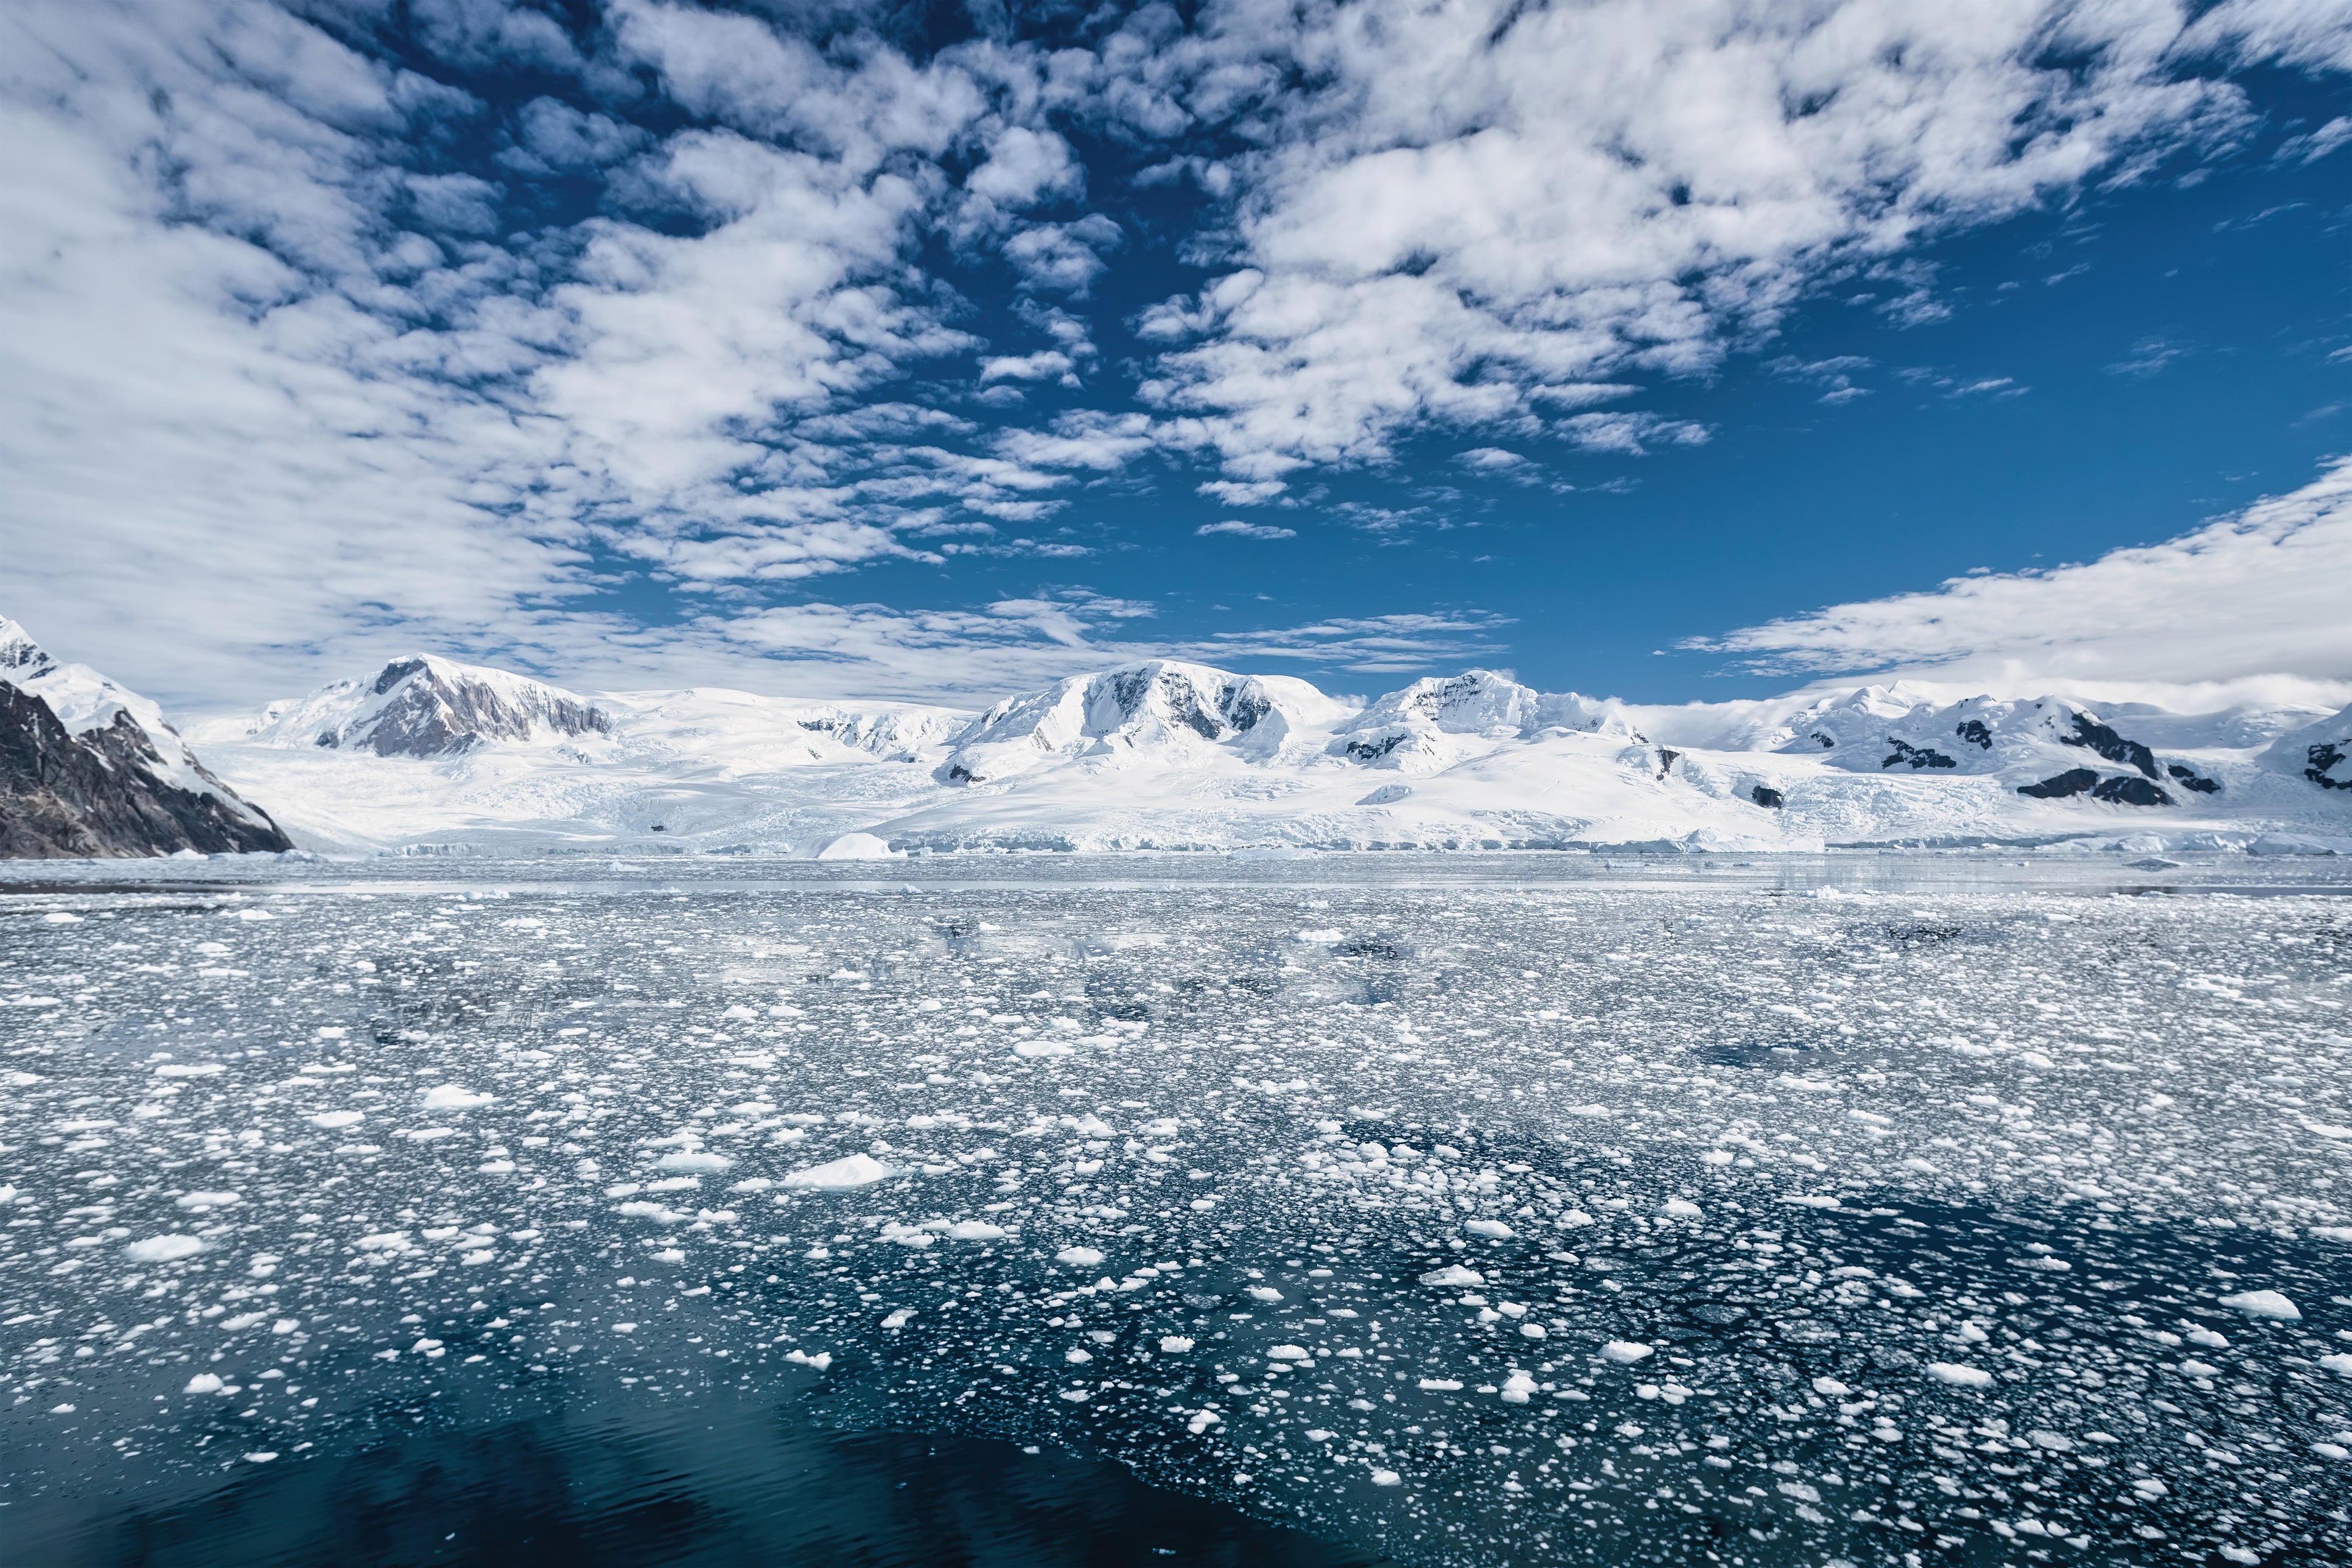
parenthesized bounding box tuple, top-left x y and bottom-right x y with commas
(5, 0, 2352, 715)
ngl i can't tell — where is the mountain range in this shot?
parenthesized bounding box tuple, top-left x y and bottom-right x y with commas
(4, 615, 2348, 859)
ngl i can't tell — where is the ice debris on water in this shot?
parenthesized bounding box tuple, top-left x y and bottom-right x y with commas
(4, 861, 2350, 1568)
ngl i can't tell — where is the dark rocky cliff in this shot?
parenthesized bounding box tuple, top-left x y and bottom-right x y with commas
(0, 681, 292, 858)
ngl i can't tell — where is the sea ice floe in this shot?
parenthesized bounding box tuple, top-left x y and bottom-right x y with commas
(782, 1154, 897, 1189)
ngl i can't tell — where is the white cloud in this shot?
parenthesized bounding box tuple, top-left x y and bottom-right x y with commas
(1114, 0, 2352, 483)
(1690, 460, 2352, 691)
(1558, 413, 1711, 455)
(1197, 520, 1297, 539)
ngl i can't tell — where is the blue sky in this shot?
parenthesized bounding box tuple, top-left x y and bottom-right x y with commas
(5, 1, 2352, 712)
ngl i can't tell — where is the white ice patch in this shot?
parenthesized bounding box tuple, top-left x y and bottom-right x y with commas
(1600, 1341, 1653, 1364)
(782, 1154, 898, 1189)
(1056, 1247, 1105, 1267)
(656, 1152, 733, 1174)
(125, 1235, 203, 1262)
(309, 1110, 365, 1130)
(1927, 1362, 1996, 1389)
(1419, 1265, 1483, 1287)
(420, 1085, 491, 1110)
(2217, 1289, 2300, 1320)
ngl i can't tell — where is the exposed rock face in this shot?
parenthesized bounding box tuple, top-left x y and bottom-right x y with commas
(2014, 768, 2173, 806)
(1, 679, 290, 858)
(312, 656, 611, 757)
(2056, 710, 2159, 779)
(1749, 784, 1786, 809)
(2017, 768, 2101, 800)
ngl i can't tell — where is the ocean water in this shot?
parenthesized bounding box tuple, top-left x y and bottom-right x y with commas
(4, 852, 2349, 1566)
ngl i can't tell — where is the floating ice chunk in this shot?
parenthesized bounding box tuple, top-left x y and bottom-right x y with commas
(1662, 1199, 1703, 1217)
(1420, 1265, 1483, 1287)
(2028, 1430, 2074, 1452)
(184, 1373, 223, 1395)
(1268, 1344, 1312, 1361)
(881, 1309, 913, 1329)
(1247, 1286, 1284, 1303)
(243, 1452, 277, 1464)
(656, 1151, 733, 1174)
(816, 832, 894, 860)
(1812, 1377, 1851, 1396)
(1013, 1040, 1074, 1057)
(1295, 929, 1343, 943)
(175, 1191, 240, 1211)
(2314, 1441, 2350, 1460)
(43, 912, 81, 924)
(153, 1063, 222, 1078)
(1160, 1336, 1195, 1353)
(309, 1110, 365, 1130)
(1559, 1209, 1594, 1228)
(1464, 1219, 1514, 1239)
(782, 1154, 897, 1189)
(1519, 1321, 1546, 1339)
(2313, 1227, 2352, 1242)
(421, 1085, 491, 1110)
(2319, 1354, 2352, 1377)
(1927, 1362, 1995, 1389)
(1500, 1370, 1538, 1404)
(125, 1235, 203, 1262)
(1418, 1378, 1463, 1391)
(1782, 1194, 1842, 1209)
(943, 1220, 1005, 1241)
(2217, 1289, 2300, 1320)
(878, 1222, 935, 1248)
(1055, 1246, 1105, 1268)
(1370, 1468, 1402, 1486)
(1600, 1341, 1654, 1365)
(730, 1178, 774, 1192)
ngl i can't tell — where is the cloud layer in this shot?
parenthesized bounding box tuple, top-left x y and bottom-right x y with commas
(1694, 459, 2352, 696)
(3, 0, 2350, 704)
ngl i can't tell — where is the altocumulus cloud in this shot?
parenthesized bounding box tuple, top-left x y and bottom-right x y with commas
(1197, 521, 1298, 540)
(3, 0, 2351, 704)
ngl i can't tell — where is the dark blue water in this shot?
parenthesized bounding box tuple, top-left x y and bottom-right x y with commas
(13, 1401, 1385, 1567)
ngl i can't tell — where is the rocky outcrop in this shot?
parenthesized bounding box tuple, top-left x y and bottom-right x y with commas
(1, 681, 291, 858)
(310, 656, 611, 757)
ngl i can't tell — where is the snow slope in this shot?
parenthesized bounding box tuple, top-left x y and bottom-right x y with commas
(180, 653, 2352, 857)
(0, 617, 290, 856)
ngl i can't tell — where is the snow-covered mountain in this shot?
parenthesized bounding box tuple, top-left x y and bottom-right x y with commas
(0, 618, 291, 857)
(2262, 702, 2352, 792)
(168, 650, 2352, 858)
(226, 654, 613, 757)
(935, 662, 1350, 785)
